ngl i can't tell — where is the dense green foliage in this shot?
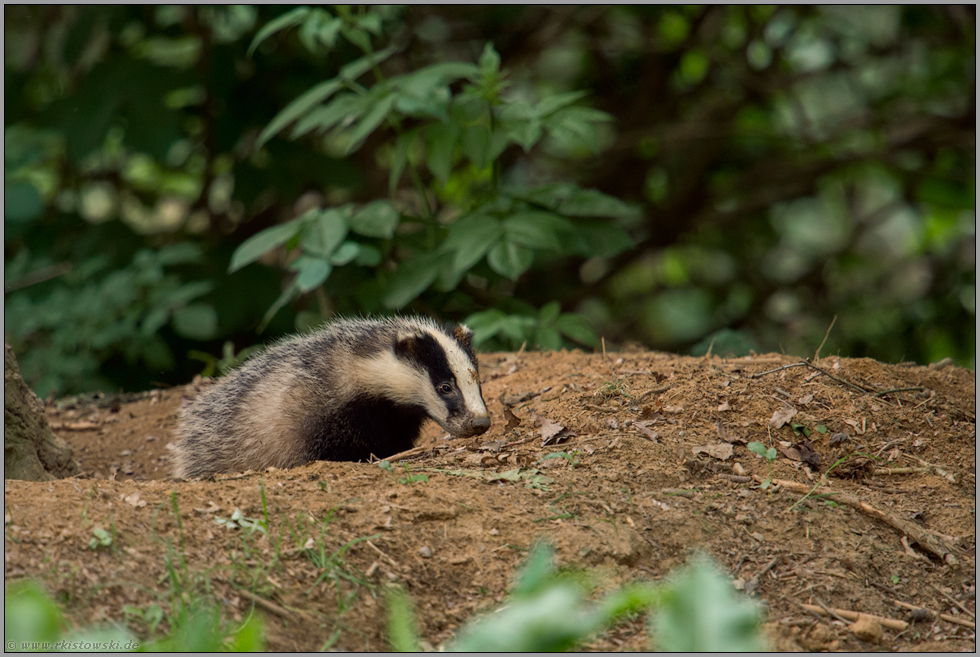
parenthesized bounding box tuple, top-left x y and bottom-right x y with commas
(4, 6, 974, 397)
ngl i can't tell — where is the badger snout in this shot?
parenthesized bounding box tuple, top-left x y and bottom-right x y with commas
(456, 415, 491, 438)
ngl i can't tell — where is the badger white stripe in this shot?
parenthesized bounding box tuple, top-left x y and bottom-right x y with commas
(428, 326, 489, 418)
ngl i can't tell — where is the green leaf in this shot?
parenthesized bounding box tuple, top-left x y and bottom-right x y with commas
(291, 93, 366, 140)
(747, 441, 768, 457)
(386, 587, 421, 652)
(258, 79, 342, 147)
(535, 90, 589, 117)
(460, 124, 491, 169)
(652, 556, 765, 652)
(539, 301, 561, 323)
(534, 326, 563, 351)
(479, 43, 501, 76)
(330, 241, 360, 266)
(292, 256, 332, 292)
(444, 214, 503, 275)
(389, 128, 418, 195)
(502, 212, 572, 250)
(351, 201, 400, 238)
(172, 303, 219, 340)
(511, 543, 557, 597)
(301, 209, 348, 257)
(248, 7, 311, 57)
(571, 219, 635, 258)
(343, 92, 396, 154)
(228, 220, 302, 273)
(555, 313, 600, 348)
(382, 252, 451, 309)
(488, 241, 533, 280)
(425, 121, 458, 185)
(337, 43, 399, 82)
(559, 188, 637, 219)
(451, 94, 488, 125)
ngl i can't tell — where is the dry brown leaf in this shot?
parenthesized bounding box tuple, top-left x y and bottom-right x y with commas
(769, 407, 797, 429)
(692, 443, 733, 460)
(664, 405, 684, 414)
(717, 401, 731, 412)
(635, 424, 659, 442)
(502, 408, 522, 431)
(798, 394, 813, 405)
(779, 446, 802, 461)
(537, 416, 565, 442)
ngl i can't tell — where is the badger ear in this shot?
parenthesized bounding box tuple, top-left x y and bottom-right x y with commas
(395, 330, 423, 360)
(453, 324, 474, 350)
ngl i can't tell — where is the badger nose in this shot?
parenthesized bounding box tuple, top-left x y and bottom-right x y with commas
(470, 416, 491, 435)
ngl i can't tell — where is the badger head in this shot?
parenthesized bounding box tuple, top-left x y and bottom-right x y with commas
(388, 323, 491, 438)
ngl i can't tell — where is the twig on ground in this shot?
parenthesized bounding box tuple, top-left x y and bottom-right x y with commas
(366, 539, 401, 569)
(873, 467, 931, 476)
(236, 588, 304, 621)
(800, 603, 908, 631)
(748, 362, 807, 378)
(872, 387, 924, 398)
(813, 597, 854, 625)
(385, 445, 430, 463)
(801, 359, 875, 393)
(755, 475, 960, 565)
(893, 600, 976, 629)
(927, 582, 976, 619)
(904, 455, 957, 484)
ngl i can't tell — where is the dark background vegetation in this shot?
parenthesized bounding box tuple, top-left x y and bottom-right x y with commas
(4, 5, 975, 398)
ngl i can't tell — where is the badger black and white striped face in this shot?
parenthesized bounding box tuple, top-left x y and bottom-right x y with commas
(388, 323, 491, 438)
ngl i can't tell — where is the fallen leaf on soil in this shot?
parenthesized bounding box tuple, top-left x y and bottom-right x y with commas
(502, 408, 522, 430)
(779, 445, 802, 461)
(830, 432, 850, 445)
(798, 394, 813, 405)
(717, 401, 731, 412)
(844, 418, 865, 434)
(795, 442, 821, 469)
(664, 405, 684, 414)
(769, 407, 797, 428)
(692, 443, 733, 460)
(635, 425, 659, 442)
(536, 416, 565, 443)
(123, 492, 145, 508)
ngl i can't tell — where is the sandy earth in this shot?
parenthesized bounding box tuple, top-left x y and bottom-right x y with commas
(4, 350, 976, 651)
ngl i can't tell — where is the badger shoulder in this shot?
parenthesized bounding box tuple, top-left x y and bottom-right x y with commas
(170, 316, 491, 479)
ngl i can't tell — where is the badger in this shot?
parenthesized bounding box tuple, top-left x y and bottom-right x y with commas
(170, 316, 491, 479)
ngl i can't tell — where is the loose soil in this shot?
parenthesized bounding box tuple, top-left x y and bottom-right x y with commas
(5, 351, 976, 652)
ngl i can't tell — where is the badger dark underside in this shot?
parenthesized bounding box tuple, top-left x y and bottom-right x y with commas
(301, 396, 429, 462)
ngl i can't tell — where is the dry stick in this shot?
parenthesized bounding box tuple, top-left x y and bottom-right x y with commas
(800, 603, 908, 631)
(236, 588, 302, 621)
(927, 582, 976, 619)
(873, 467, 931, 476)
(905, 455, 957, 484)
(813, 314, 837, 361)
(800, 359, 874, 393)
(385, 445, 432, 463)
(893, 600, 976, 629)
(755, 476, 959, 565)
(748, 362, 808, 379)
(872, 386, 924, 398)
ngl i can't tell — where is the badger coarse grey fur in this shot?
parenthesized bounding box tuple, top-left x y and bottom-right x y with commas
(171, 316, 491, 479)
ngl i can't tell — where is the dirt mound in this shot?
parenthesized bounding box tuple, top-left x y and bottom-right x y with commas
(4, 351, 976, 651)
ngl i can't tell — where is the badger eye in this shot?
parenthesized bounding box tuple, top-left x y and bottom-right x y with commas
(438, 382, 454, 395)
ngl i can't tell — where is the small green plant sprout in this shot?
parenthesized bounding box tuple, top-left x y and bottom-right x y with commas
(214, 508, 268, 534)
(543, 450, 580, 469)
(398, 464, 429, 485)
(123, 603, 165, 634)
(747, 441, 778, 490)
(377, 460, 395, 472)
(87, 526, 113, 551)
